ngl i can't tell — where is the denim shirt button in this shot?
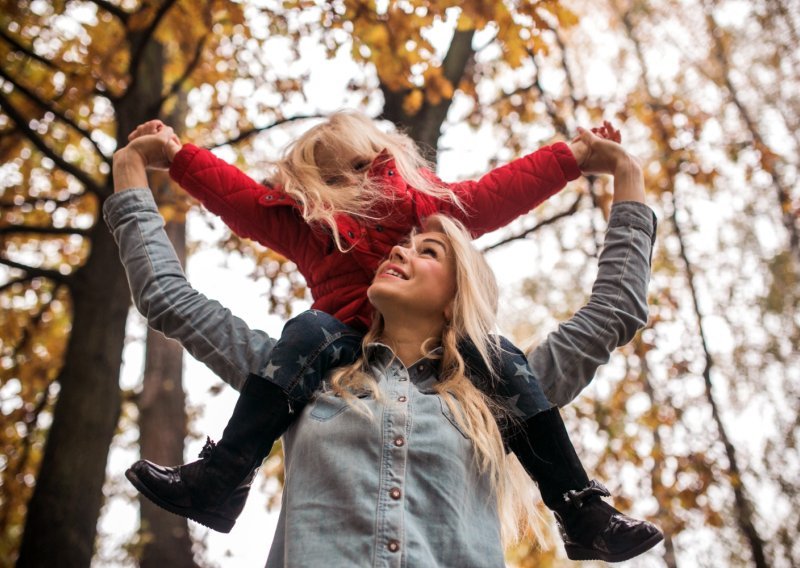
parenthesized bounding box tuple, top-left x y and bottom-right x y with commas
(393, 436, 405, 447)
(398, 396, 407, 403)
(387, 540, 400, 552)
(389, 487, 402, 500)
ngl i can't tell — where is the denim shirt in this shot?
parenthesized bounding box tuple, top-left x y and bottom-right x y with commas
(269, 344, 504, 567)
(104, 190, 656, 566)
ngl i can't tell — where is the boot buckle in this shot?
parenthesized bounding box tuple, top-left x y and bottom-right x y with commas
(563, 479, 611, 509)
(198, 436, 217, 459)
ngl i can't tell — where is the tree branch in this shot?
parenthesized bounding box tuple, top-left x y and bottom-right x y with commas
(0, 67, 110, 164)
(616, 5, 769, 565)
(0, 193, 85, 211)
(86, 0, 130, 23)
(552, 28, 581, 116)
(0, 276, 31, 293)
(0, 90, 106, 196)
(125, 0, 179, 97)
(0, 292, 56, 534)
(0, 27, 56, 70)
(670, 193, 769, 568)
(0, 256, 71, 284)
(441, 28, 476, 88)
(206, 114, 322, 149)
(528, 56, 570, 139)
(414, 28, 476, 161)
(702, 8, 800, 264)
(481, 193, 582, 252)
(157, 34, 207, 110)
(0, 26, 108, 98)
(0, 225, 89, 237)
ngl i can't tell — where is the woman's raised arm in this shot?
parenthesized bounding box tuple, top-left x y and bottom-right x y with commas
(527, 131, 655, 406)
(107, 145, 276, 391)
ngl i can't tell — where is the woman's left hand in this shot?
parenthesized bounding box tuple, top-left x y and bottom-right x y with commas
(572, 122, 630, 176)
(122, 122, 182, 171)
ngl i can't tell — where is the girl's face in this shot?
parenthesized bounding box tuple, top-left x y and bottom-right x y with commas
(315, 144, 374, 186)
(368, 231, 457, 323)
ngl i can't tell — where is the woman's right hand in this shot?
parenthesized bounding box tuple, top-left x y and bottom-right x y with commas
(124, 120, 182, 171)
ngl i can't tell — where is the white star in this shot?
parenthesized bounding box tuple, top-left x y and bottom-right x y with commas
(296, 354, 308, 367)
(331, 345, 343, 363)
(321, 327, 335, 343)
(505, 394, 527, 418)
(513, 362, 534, 381)
(263, 361, 281, 380)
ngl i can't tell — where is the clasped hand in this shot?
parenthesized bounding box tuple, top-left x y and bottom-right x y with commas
(569, 121, 639, 176)
(114, 120, 182, 171)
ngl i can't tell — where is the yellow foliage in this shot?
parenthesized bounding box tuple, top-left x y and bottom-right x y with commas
(363, 21, 390, 46)
(423, 66, 454, 105)
(403, 89, 424, 116)
(457, 12, 477, 32)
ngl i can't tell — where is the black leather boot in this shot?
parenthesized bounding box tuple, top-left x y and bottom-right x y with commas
(125, 374, 293, 533)
(508, 407, 663, 562)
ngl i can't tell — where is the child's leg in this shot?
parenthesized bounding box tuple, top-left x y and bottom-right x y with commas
(126, 309, 363, 533)
(460, 336, 663, 563)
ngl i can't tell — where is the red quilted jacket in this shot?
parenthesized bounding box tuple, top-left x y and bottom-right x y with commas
(170, 143, 580, 330)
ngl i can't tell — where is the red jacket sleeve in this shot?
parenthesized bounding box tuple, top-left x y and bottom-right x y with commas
(425, 142, 580, 238)
(169, 144, 316, 264)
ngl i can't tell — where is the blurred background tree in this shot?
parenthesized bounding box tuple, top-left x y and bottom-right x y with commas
(0, 0, 797, 566)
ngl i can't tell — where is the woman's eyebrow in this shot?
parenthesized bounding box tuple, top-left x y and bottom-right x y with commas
(421, 237, 447, 251)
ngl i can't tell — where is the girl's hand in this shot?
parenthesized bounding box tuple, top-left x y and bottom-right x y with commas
(125, 120, 182, 170)
(572, 121, 630, 176)
(112, 122, 181, 192)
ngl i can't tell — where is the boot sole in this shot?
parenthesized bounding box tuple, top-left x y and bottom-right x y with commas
(565, 531, 664, 562)
(125, 467, 236, 534)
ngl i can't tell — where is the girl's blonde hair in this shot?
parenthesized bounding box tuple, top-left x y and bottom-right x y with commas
(269, 111, 462, 250)
(329, 214, 543, 546)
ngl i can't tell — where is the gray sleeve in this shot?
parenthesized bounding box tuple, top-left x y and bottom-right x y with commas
(528, 201, 657, 407)
(103, 189, 276, 391)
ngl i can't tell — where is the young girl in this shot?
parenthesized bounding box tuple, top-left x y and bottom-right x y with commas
(119, 113, 661, 561)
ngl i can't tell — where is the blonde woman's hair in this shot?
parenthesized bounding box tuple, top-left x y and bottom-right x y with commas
(269, 110, 462, 251)
(328, 214, 544, 546)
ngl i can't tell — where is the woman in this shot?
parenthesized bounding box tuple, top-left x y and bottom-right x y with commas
(107, 128, 661, 564)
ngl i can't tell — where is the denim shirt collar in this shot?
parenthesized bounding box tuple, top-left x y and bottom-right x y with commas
(364, 342, 441, 391)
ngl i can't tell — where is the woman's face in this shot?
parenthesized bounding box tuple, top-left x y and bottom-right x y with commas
(367, 231, 457, 322)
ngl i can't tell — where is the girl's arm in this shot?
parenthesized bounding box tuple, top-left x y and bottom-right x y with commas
(109, 146, 277, 390)
(430, 141, 582, 237)
(169, 145, 316, 262)
(125, 120, 316, 263)
(526, 144, 653, 406)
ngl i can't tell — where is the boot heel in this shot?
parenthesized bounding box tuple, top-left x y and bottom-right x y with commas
(126, 464, 237, 533)
(565, 529, 663, 562)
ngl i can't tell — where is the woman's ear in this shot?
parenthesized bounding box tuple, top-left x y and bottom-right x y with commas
(443, 303, 454, 324)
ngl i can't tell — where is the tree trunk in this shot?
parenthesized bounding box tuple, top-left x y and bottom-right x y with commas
(16, 34, 169, 567)
(670, 199, 769, 568)
(16, 221, 129, 567)
(382, 28, 475, 163)
(139, 216, 198, 568)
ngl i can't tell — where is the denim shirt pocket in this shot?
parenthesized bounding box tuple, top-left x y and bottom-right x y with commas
(309, 392, 370, 421)
(438, 395, 469, 439)
(309, 393, 351, 421)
